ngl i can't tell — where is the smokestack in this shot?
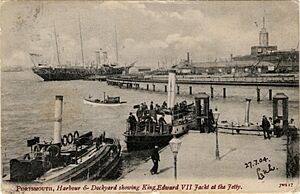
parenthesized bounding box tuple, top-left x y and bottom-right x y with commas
(244, 98, 251, 126)
(167, 70, 176, 109)
(53, 95, 63, 144)
(187, 52, 190, 64)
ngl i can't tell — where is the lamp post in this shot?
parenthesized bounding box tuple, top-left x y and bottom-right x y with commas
(169, 137, 182, 180)
(213, 108, 220, 160)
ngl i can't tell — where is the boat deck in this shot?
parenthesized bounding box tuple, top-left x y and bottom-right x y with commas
(35, 143, 109, 183)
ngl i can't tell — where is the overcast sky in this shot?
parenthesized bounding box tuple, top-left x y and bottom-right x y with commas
(1, 1, 298, 68)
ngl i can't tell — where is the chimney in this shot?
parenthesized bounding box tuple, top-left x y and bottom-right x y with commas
(53, 95, 63, 144)
(167, 70, 176, 109)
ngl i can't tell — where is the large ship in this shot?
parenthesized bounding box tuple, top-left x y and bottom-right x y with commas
(31, 19, 134, 81)
(7, 96, 122, 183)
(31, 62, 133, 81)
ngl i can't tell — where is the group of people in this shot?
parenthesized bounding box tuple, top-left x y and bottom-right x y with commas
(261, 115, 295, 139)
(128, 101, 168, 134)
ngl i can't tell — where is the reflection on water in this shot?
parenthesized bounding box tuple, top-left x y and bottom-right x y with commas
(1, 71, 299, 179)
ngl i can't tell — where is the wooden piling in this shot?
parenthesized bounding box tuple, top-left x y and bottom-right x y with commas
(189, 86, 192, 95)
(210, 85, 214, 99)
(165, 85, 167, 92)
(257, 87, 260, 101)
(147, 84, 149, 90)
(153, 84, 155, 91)
(269, 89, 272, 101)
(177, 85, 180, 94)
(223, 88, 226, 98)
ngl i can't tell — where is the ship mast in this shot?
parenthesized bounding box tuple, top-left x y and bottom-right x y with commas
(53, 22, 61, 66)
(78, 14, 85, 68)
(115, 25, 119, 64)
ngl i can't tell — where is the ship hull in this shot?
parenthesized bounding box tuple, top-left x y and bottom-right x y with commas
(32, 66, 126, 81)
(9, 138, 122, 183)
(83, 99, 126, 107)
(218, 122, 263, 136)
(36, 139, 121, 183)
(124, 122, 191, 151)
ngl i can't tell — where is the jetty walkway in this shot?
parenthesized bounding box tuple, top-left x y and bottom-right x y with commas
(120, 131, 296, 192)
(107, 74, 299, 87)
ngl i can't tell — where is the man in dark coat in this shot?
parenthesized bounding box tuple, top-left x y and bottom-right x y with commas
(273, 116, 281, 137)
(128, 112, 137, 134)
(159, 115, 167, 133)
(150, 145, 160, 174)
(261, 115, 271, 139)
(208, 109, 215, 133)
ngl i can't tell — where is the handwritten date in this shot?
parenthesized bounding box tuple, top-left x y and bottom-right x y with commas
(245, 157, 269, 168)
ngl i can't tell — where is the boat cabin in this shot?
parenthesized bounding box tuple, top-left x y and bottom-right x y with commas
(106, 96, 121, 103)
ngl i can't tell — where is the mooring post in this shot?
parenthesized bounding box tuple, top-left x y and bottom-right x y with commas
(153, 84, 155, 91)
(189, 86, 192, 95)
(177, 85, 180, 95)
(269, 89, 272, 101)
(223, 88, 226, 98)
(210, 85, 214, 99)
(147, 84, 149, 90)
(257, 87, 261, 102)
(165, 85, 167, 92)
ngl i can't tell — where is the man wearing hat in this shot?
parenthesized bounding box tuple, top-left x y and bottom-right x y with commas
(128, 112, 137, 134)
(150, 145, 160, 175)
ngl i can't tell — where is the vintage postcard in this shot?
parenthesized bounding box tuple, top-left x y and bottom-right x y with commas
(1, 1, 299, 193)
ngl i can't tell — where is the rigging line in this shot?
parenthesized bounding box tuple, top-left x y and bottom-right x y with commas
(78, 13, 85, 67)
(53, 21, 61, 66)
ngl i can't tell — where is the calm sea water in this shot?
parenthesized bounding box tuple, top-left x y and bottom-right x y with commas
(1, 71, 299, 177)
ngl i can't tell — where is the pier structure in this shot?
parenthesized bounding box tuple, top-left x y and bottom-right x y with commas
(106, 74, 299, 87)
(123, 92, 298, 182)
(123, 132, 287, 190)
(107, 77, 284, 102)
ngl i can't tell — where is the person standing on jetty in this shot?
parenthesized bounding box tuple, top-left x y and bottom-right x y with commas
(261, 115, 271, 139)
(150, 145, 160, 175)
(273, 116, 281, 137)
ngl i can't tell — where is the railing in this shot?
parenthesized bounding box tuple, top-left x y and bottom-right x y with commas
(107, 74, 299, 84)
(126, 121, 171, 135)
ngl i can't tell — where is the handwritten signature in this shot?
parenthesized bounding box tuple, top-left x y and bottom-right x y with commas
(256, 163, 278, 180)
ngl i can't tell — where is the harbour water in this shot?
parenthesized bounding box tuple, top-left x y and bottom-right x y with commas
(1, 71, 299, 179)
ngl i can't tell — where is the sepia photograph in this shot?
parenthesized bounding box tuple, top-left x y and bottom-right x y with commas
(1, 1, 299, 193)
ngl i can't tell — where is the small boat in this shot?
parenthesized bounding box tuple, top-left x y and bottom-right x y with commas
(217, 98, 263, 135)
(123, 70, 196, 151)
(7, 96, 121, 183)
(218, 121, 263, 135)
(83, 92, 126, 106)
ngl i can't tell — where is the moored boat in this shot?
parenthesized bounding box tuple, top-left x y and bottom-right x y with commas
(217, 98, 263, 135)
(123, 70, 196, 151)
(83, 93, 126, 106)
(8, 96, 121, 183)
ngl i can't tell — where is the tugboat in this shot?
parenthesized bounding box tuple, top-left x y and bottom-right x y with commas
(8, 96, 121, 183)
(123, 70, 196, 151)
(83, 92, 126, 106)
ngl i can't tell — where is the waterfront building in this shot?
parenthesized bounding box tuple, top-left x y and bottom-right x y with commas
(172, 16, 298, 75)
